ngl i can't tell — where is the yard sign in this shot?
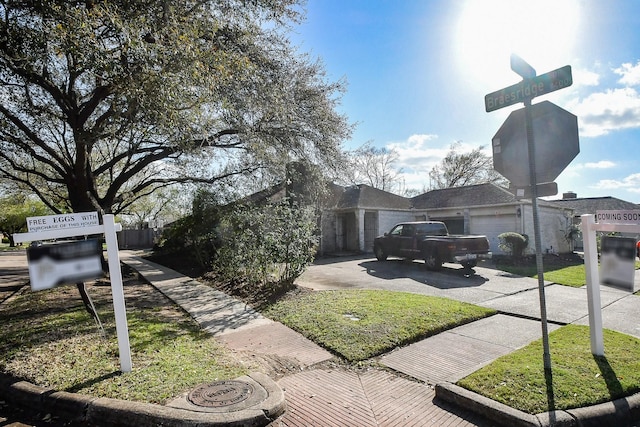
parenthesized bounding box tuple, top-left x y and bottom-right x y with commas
(13, 214, 132, 373)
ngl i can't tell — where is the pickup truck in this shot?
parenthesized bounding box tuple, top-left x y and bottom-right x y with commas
(373, 221, 491, 271)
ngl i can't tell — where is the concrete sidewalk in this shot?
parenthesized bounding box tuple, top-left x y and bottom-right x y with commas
(121, 253, 640, 427)
(3, 250, 640, 426)
(120, 253, 492, 427)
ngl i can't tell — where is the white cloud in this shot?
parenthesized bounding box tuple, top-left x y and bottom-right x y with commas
(583, 160, 616, 169)
(573, 68, 600, 87)
(614, 61, 640, 86)
(385, 135, 491, 191)
(593, 173, 640, 190)
(571, 87, 640, 137)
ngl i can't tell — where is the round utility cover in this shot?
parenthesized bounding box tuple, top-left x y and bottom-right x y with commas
(187, 380, 255, 408)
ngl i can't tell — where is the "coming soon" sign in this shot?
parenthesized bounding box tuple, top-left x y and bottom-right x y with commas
(596, 210, 640, 224)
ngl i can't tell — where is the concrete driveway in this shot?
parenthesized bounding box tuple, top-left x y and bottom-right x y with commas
(296, 255, 542, 304)
(295, 254, 640, 339)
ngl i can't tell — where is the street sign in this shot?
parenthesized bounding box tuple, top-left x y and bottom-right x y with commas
(511, 54, 536, 79)
(485, 65, 573, 112)
(509, 182, 558, 199)
(492, 101, 579, 186)
(596, 210, 640, 224)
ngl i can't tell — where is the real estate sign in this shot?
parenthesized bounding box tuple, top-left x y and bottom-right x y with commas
(596, 210, 640, 224)
(26, 212, 99, 233)
(27, 239, 103, 291)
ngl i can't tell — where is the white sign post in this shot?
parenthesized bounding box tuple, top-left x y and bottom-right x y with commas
(581, 212, 640, 357)
(14, 213, 132, 373)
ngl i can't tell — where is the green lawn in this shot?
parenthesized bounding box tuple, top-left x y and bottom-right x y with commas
(264, 289, 496, 361)
(458, 325, 640, 414)
(0, 281, 250, 404)
(495, 259, 640, 288)
(4, 259, 640, 417)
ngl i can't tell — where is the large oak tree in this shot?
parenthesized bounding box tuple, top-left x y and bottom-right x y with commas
(0, 0, 350, 214)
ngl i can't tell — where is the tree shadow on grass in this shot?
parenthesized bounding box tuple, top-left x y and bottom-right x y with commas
(65, 371, 123, 394)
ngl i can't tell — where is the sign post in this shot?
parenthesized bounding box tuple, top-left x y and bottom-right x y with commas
(14, 213, 132, 373)
(485, 55, 577, 376)
(581, 211, 640, 356)
(523, 86, 553, 376)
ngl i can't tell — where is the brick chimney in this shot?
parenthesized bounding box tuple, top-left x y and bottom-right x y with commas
(562, 191, 577, 199)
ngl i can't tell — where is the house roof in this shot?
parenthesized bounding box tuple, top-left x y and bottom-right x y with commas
(241, 181, 286, 204)
(550, 196, 640, 216)
(411, 183, 517, 209)
(330, 182, 573, 211)
(334, 184, 413, 210)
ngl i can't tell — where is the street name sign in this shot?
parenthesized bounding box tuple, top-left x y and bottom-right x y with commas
(485, 65, 573, 112)
(596, 210, 640, 224)
(27, 212, 99, 233)
(511, 53, 536, 79)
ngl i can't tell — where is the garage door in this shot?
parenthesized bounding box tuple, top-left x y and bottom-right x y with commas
(470, 215, 517, 255)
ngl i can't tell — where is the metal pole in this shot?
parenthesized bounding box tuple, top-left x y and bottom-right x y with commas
(524, 97, 552, 374)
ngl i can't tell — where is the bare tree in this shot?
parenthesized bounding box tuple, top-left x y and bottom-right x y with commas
(340, 142, 405, 193)
(429, 142, 508, 189)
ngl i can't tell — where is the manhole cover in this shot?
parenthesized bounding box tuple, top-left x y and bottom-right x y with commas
(187, 380, 255, 408)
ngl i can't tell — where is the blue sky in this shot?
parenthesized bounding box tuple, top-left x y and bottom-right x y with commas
(291, 0, 640, 203)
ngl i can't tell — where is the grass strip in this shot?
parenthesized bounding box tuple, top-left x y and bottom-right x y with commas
(496, 260, 640, 288)
(0, 282, 249, 404)
(458, 325, 640, 414)
(264, 289, 496, 361)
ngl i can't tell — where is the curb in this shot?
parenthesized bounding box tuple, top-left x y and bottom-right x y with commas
(0, 372, 285, 427)
(436, 382, 640, 427)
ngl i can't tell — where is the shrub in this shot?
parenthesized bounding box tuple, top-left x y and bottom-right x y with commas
(155, 190, 222, 268)
(214, 200, 317, 292)
(498, 232, 528, 258)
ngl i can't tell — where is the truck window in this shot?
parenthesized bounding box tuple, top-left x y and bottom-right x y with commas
(402, 225, 414, 236)
(390, 225, 403, 236)
(416, 223, 448, 236)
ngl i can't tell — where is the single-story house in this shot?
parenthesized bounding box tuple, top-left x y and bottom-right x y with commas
(318, 183, 575, 256)
(550, 192, 640, 249)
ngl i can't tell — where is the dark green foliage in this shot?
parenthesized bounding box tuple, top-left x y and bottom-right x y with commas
(156, 190, 223, 268)
(498, 232, 528, 258)
(214, 200, 316, 291)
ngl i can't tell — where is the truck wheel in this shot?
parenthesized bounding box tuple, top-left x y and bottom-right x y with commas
(425, 251, 442, 271)
(461, 260, 477, 269)
(374, 244, 388, 261)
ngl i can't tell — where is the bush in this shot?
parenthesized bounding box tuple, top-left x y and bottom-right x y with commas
(214, 200, 316, 292)
(155, 190, 222, 268)
(498, 232, 528, 258)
